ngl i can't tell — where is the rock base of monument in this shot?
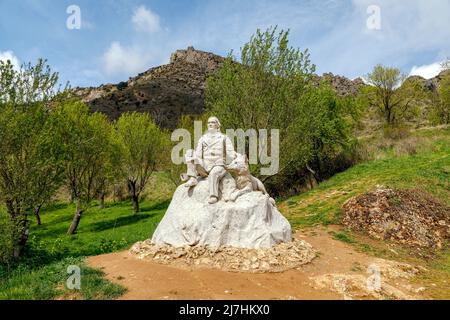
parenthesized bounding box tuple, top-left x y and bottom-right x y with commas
(130, 238, 316, 273)
(150, 175, 292, 249)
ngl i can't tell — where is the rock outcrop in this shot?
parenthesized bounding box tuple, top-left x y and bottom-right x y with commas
(73, 47, 225, 129)
(404, 69, 450, 92)
(424, 69, 450, 91)
(313, 72, 366, 97)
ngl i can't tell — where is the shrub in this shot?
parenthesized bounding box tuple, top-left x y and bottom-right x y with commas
(382, 125, 410, 140)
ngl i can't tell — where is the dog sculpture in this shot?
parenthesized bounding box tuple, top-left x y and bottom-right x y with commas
(226, 153, 276, 206)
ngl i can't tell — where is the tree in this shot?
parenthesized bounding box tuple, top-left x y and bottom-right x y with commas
(95, 133, 123, 210)
(50, 101, 114, 234)
(205, 26, 358, 194)
(114, 112, 167, 213)
(366, 64, 424, 126)
(0, 59, 64, 257)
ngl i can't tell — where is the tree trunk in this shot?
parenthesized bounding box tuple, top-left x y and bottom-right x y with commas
(129, 180, 140, 214)
(34, 205, 42, 225)
(132, 194, 139, 214)
(99, 191, 105, 209)
(13, 225, 29, 258)
(67, 203, 83, 235)
(128, 180, 139, 214)
(11, 212, 29, 258)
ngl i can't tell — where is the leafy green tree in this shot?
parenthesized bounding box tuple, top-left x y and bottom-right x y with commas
(95, 132, 123, 210)
(114, 112, 167, 213)
(50, 101, 114, 234)
(366, 64, 424, 126)
(205, 26, 358, 193)
(0, 59, 64, 257)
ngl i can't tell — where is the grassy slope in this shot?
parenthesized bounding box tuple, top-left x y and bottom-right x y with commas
(279, 127, 449, 228)
(278, 127, 449, 299)
(0, 171, 176, 299)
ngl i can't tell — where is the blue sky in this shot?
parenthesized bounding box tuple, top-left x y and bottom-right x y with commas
(1, 0, 449, 87)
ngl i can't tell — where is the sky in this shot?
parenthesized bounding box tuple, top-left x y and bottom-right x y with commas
(1, 0, 449, 87)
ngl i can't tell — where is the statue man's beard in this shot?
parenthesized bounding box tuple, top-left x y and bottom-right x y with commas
(208, 127, 219, 134)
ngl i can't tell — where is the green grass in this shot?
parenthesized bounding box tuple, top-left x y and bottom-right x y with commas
(329, 230, 357, 244)
(0, 198, 168, 300)
(0, 257, 126, 300)
(279, 127, 450, 228)
(26, 199, 168, 262)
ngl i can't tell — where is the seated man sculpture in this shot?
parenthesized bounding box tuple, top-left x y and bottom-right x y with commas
(183, 116, 236, 204)
(151, 116, 292, 248)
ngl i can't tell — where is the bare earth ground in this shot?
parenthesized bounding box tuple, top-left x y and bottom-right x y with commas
(87, 226, 430, 300)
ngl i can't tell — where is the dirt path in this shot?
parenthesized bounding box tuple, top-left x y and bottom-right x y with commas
(87, 226, 427, 300)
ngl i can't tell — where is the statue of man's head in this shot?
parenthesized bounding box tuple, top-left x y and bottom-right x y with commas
(207, 116, 221, 133)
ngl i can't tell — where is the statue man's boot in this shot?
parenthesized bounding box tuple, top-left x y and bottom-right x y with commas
(208, 196, 218, 204)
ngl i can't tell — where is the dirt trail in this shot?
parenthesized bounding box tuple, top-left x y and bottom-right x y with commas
(87, 226, 427, 300)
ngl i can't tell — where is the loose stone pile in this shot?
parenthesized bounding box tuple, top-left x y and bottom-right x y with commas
(130, 238, 316, 273)
(343, 186, 449, 249)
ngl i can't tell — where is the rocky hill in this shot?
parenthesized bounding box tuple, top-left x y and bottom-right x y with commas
(73, 47, 372, 128)
(73, 47, 224, 129)
(410, 69, 450, 91)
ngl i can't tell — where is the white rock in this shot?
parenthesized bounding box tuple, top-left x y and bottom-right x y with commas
(152, 176, 292, 249)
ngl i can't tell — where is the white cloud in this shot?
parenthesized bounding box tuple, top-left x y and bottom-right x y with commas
(103, 41, 151, 77)
(132, 5, 161, 33)
(409, 61, 445, 79)
(61, 0, 450, 86)
(0, 50, 20, 70)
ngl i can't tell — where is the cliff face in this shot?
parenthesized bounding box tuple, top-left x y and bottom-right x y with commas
(73, 47, 225, 129)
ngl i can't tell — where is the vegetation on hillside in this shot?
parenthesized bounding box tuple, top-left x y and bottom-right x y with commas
(279, 127, 449, 227)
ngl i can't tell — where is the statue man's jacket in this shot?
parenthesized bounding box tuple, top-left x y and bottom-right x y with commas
(194, 132, 235, 173)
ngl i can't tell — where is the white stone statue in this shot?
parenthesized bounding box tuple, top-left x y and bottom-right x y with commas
(151, 116, 292, 249)
(182, 116, 237, 204)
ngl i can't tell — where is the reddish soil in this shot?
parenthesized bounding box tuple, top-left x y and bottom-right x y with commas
(87, 226, 427, 300)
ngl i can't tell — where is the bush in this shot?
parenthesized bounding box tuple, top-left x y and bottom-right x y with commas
(382, 125, 410, 140)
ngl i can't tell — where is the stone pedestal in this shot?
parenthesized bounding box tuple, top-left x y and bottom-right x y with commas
(151, 175, 292, 249)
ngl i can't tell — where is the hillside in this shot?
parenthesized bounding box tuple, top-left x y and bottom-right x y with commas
(73, 47, 372, 128)
(73, 47, 225, 128)
(279, 127, 449, 227)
